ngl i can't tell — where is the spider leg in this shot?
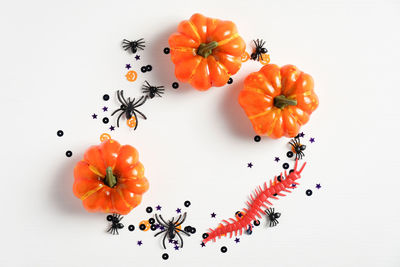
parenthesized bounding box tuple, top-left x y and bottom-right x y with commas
(131, 111, 139, 130)
(120, 90, 130, 106)
(173, 214, 182, 225)
(175, 230, 185, 248)
(115, 111, 124, 127)
(175, 212, 187, 227)
(261, 39, 266, 48)
(176, 228, 190, 236)
(154, 229, 167, 237)
(162, 231, 168, 249)
(136, 38, 144, 42)
(155, 214, 168, 227)
(158, 214, 169, 226)
(133, 95, 147, 107)
(134, 109, 147, 120)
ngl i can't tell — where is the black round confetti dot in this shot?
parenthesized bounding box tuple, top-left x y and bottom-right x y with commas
(184, 200, 191, 207)
(286, 151, 294, 158)
(254, 135, 261, 142)
(162, 253, 169, 260)
(273, 193, 278, 196)
(149, 218, 155, 224)
(146, 65, 152, 72)
(221, 246, 228, 253)
(227, 77, 233, 84)
(146, 206, 153, 213)
(102, 117, 109, 124)
(139, 224, 146, 231)
(163, 47, 170, 54)
(202, 233, 209, 239)
(277, 175, 282, 182)
(254, 220, 260, 226)
(106, 215, 113, 221)
(190, 227, 196, 234)
(172, 82, 179, 89)
(282, 163, 289, 169)
(289, 169, 294, 174)
(306, 189, 313, 196)
(128, 225, 135, 231)
(246, 228, 252, 235)
(150, 224, 157, 231)
(141, 66, 147, 73)
(57, 130, 64, 137)
(184, 226, 192, 233)
(103, 94, 110, 101)
(66, 150, 72, 157)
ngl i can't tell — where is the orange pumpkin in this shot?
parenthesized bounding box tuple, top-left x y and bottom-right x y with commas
(238, 64, 319, 138)
(168, 13, 246, 91)
(73, 139, 149, 214)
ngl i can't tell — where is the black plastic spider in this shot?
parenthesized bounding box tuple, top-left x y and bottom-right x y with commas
(250, 39, 268, 61)
(154, 212, 190, 249)
(122, 38, 145, 53)
(289, 135, 306, 159)
(106, 213, 124, 235)
(265, 208, 281, 227)
(111, 90, 147, 129)
(142, 81, 165, 99)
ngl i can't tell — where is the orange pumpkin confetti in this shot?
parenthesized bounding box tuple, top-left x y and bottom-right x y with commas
(125, 70, 137, 82)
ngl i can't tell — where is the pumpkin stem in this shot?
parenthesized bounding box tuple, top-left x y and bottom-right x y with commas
(104, 166, 117, 188)
(197, 41, 219, 58)
(274, 95, 297, 109)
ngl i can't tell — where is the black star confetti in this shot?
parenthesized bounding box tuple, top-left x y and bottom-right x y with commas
(299, 132, 305, 138)
(135, 55, 140, 60)
(274, 157, 280, 162)
(92, 113, 97, 119)
(137, 240, 143, 246)
(102, 106, 108, 112)
(176, 208, 181, 214)
(155, 205, 162, 211)
(211, 212, 216, 218)
(109, 126, 115, 131)
(200, 242, 205, 247)
(234, 238, 240, 243)
(125, 64, 131, 70)
(247, 162, 253, 168)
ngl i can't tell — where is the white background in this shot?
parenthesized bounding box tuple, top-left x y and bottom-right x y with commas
(1, 0, 400, 266)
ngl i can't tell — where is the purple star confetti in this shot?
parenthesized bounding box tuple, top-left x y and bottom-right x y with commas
(200, 242, 205, 247)
(291, 183, 297, 188)
(176, 208, 181, 214)
(156, 205, 162, 211)
(247, 162, 253, 168)
(299, 132, 305, 138)
(309, 137, 315, 143)
(274, 157, 280, 162)
(159, 225, 165, 231)
(168, 239, 173, 244)
(234, 238, 240, 243)
(92, 113, 97, 119)
(137, 240, 143, 246)
(173, 240, 178, 245)
(211, 212, 216, 218)
(174, 245, 179, 251)
(125, 64, 131, 69)
(109, 126, 115, 131)
(102, 106, 108, 112)
(316, 183, 321, 189)
(135, 55, 140, 60)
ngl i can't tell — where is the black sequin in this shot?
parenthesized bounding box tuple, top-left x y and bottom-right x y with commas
(146, 207, 153, 213)
(254, 220, 260, 226)
(146, 65, 152, 72)
(103, 94, 110, 101)
(162, 253, 169, 260)
(221, 246, 228, 253)
(184, 200, 191, 207)
(102, 117, 109, 124)
(254, 135, 261, 142)
(172, 82, 179, 89)
(66, 150, 72, 157)
(190, 227, 196, 234)
(57, 130, 64, 137)
(202, 233, 209, 239)
(150, 224, 157, 231)
(283, 163, 289, 169)
(227, 77, 233, 84)
(306, 189, 313, 196)
(163, 47, 170, 54)
(286, 151, 294, 158)
(128, 225, 135, 231)
(141, 66, 147, 73)
(184, 226, 192, 233)
(149, 218, 155, 224)
(139, 224, 146, 230)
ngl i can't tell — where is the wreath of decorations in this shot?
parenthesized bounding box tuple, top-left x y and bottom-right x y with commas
(57, 13, 321, 261)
